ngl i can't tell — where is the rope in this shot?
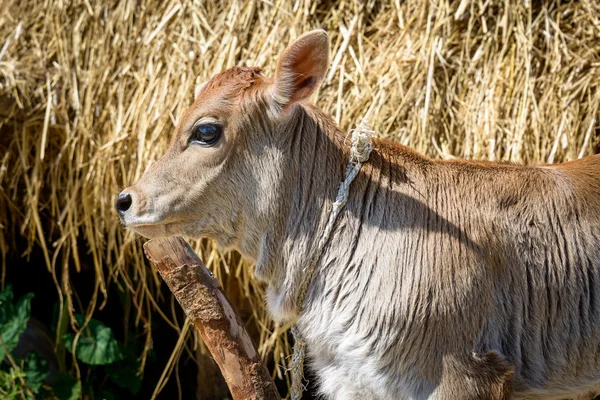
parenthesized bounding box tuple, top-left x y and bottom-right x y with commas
(290, 119, 374, 400)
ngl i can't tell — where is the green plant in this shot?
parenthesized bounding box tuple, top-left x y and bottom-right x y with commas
(0, 366, 34, 400)
(0, 285, 49, 399)
(0, 286, 142, 399)
(63, 314, 142, 397)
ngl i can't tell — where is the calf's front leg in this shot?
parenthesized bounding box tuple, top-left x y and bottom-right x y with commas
(431, 351, 514, 400)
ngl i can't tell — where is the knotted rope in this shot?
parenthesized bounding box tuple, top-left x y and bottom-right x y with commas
(290, 119, 374, 400)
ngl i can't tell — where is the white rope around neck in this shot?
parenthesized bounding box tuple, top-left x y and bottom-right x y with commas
(290, 119, 374, 400)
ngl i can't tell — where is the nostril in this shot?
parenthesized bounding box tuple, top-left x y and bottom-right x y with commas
(116, 192, 133, 214)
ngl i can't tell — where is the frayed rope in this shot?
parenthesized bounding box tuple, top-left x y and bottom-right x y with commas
(290, 119, 374, 400)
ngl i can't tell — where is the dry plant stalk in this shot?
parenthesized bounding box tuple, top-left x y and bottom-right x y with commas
(143, 236, 280, 400)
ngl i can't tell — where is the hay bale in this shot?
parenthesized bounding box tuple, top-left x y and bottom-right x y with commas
(1, 0, 599, 395)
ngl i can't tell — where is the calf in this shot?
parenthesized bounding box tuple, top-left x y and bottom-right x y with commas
(116, 30, 600, 399)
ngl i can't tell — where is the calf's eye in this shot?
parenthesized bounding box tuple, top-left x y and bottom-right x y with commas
(190, 123, 222, 146)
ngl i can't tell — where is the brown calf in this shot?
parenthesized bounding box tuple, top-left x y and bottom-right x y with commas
(117, 31, 600, 399)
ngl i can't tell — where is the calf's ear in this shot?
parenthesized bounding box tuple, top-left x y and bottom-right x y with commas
(271, 30, 329, 109)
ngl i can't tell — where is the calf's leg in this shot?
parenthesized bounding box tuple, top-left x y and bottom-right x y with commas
(431, 351, 514, 400)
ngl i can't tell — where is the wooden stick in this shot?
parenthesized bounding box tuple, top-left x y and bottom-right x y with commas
(144, 237, 280, 400)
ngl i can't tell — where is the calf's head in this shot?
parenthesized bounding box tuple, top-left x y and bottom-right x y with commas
(116, 30, 329, 258)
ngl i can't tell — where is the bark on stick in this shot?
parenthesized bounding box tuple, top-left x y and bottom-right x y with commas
(143, 237, 280, 400)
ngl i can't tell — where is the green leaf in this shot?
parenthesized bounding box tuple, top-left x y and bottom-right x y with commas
(52, 373, 81, 400)
(0, 285, 34, 362)
(23, 351, 49, 393)
(106, 345, 141, 394)
(0, 285, 14, 305)
(64, 315, 123, 366)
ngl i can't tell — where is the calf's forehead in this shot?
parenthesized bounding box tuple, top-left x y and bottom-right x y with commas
(174, 66, 265, 139)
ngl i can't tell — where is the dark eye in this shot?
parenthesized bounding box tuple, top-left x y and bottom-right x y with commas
(190, 123, 222, 146)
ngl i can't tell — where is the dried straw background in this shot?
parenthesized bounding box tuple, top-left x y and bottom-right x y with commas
(1, 0, 599, 396)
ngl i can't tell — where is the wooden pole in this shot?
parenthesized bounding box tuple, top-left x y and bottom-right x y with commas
(143, 237, 280, 400)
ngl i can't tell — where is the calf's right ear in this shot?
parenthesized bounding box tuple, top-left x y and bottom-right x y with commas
(270, 30, 329, 110)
